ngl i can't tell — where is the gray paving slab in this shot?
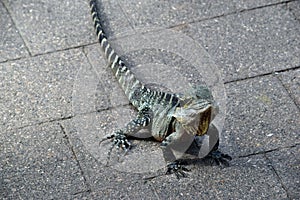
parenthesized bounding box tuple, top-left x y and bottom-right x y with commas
(222, 75, 299, 157)
(181, 4, 300, 82)
(1, 0, 299, 199)
(119, 0, 236, 29)
(233, 0, 288, 10)
(288, 0, 300, 20)
(72, 47, 111, 115)
(82, 44, 129, 110)
(92, 0, 135, 38)
(0, 49, 88, 131)
(1, 122, 87, 199)
(2, 0, 95, 55)
(118, 0, 287, 29)
(277, 68, 300, 108)
(60, 118, 290, 199)
(60, 118, 157, 198)
(266, 145, 300, 200)
(148, 155, 288, 199)
(0, 1, 28, 62)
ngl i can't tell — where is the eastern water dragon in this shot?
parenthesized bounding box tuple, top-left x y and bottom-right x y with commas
(89, 0, 231, 178)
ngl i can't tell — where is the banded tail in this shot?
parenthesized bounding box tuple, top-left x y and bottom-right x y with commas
(89, 0, 144, 104)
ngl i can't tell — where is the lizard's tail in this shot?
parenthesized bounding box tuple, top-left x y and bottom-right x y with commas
(89, 0, 144, 104)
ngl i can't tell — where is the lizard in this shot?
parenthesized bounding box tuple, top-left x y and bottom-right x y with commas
(89, 0, 231, 177)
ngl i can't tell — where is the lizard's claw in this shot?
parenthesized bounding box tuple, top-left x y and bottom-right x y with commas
(99, 133, 115, 145)
(166, 161, 190, 179)
(207, 150, 232, 167)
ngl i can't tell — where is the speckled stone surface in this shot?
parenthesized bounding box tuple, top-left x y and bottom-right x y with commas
(1, 0, 299, 198)
(1, 122, 87, 199)
(180, 4, 300, 82)
(61, 118, 289, 199)
(288, 0, 300, 20)
(266, 146, 300, 200)
(277, 68, 300, 108)
(118, 0, 288, 28)
(0, 1, 28, 62)
(2, 0, 95, 55)
(223, 75, 299, 157)
(0, 49, 89, 130)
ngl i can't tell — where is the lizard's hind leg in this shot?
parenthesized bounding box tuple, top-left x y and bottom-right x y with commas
(99, 107, 152, 164)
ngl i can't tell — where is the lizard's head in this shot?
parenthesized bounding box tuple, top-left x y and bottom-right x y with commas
(172, 85, 218, 136)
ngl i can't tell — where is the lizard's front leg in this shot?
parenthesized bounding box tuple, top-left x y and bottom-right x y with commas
(161, 122, 191, 178)
(206, 140, 232, 166)
(100, 106, 152, 159)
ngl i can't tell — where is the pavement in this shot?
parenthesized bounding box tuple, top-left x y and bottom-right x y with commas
(1, 0, 299, 199)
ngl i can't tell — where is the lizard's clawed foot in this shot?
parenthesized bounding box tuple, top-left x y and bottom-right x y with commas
(166, 161, 190, 179)
(112, 131, 132, 151)
(100, 130, 132, 159)
(207, 150, 232, 167)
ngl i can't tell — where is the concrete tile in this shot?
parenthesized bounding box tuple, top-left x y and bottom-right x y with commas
(182, 5, 300, 82)
(119, 0, 286, 29)
(72, 54, 105, 114)
(0, 49, 88, 130)
(233, 0, 287, 10)
(61, 115, 288, 199)
(266, 146, 300, 200)
(2, 0, 95, 55)
(60, 115, 122, 190)
(0, 122, 87, 199)
(223, 75, 299, 157)
(149, 155, 288, 199)
(119, 0, 236, 28)
(72, 191, 95, 199)
(62, 108, 163, 176)
(60, 118, 157, 198)
(0, 0, 298, 198)
(83, 44, 129, 109)
(277, 68, 300, 107)
(87, 182, 157, 199)
(91, 0, 135, 38)
(288, 0, 300, 20)
(0, 1, 28, 62)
